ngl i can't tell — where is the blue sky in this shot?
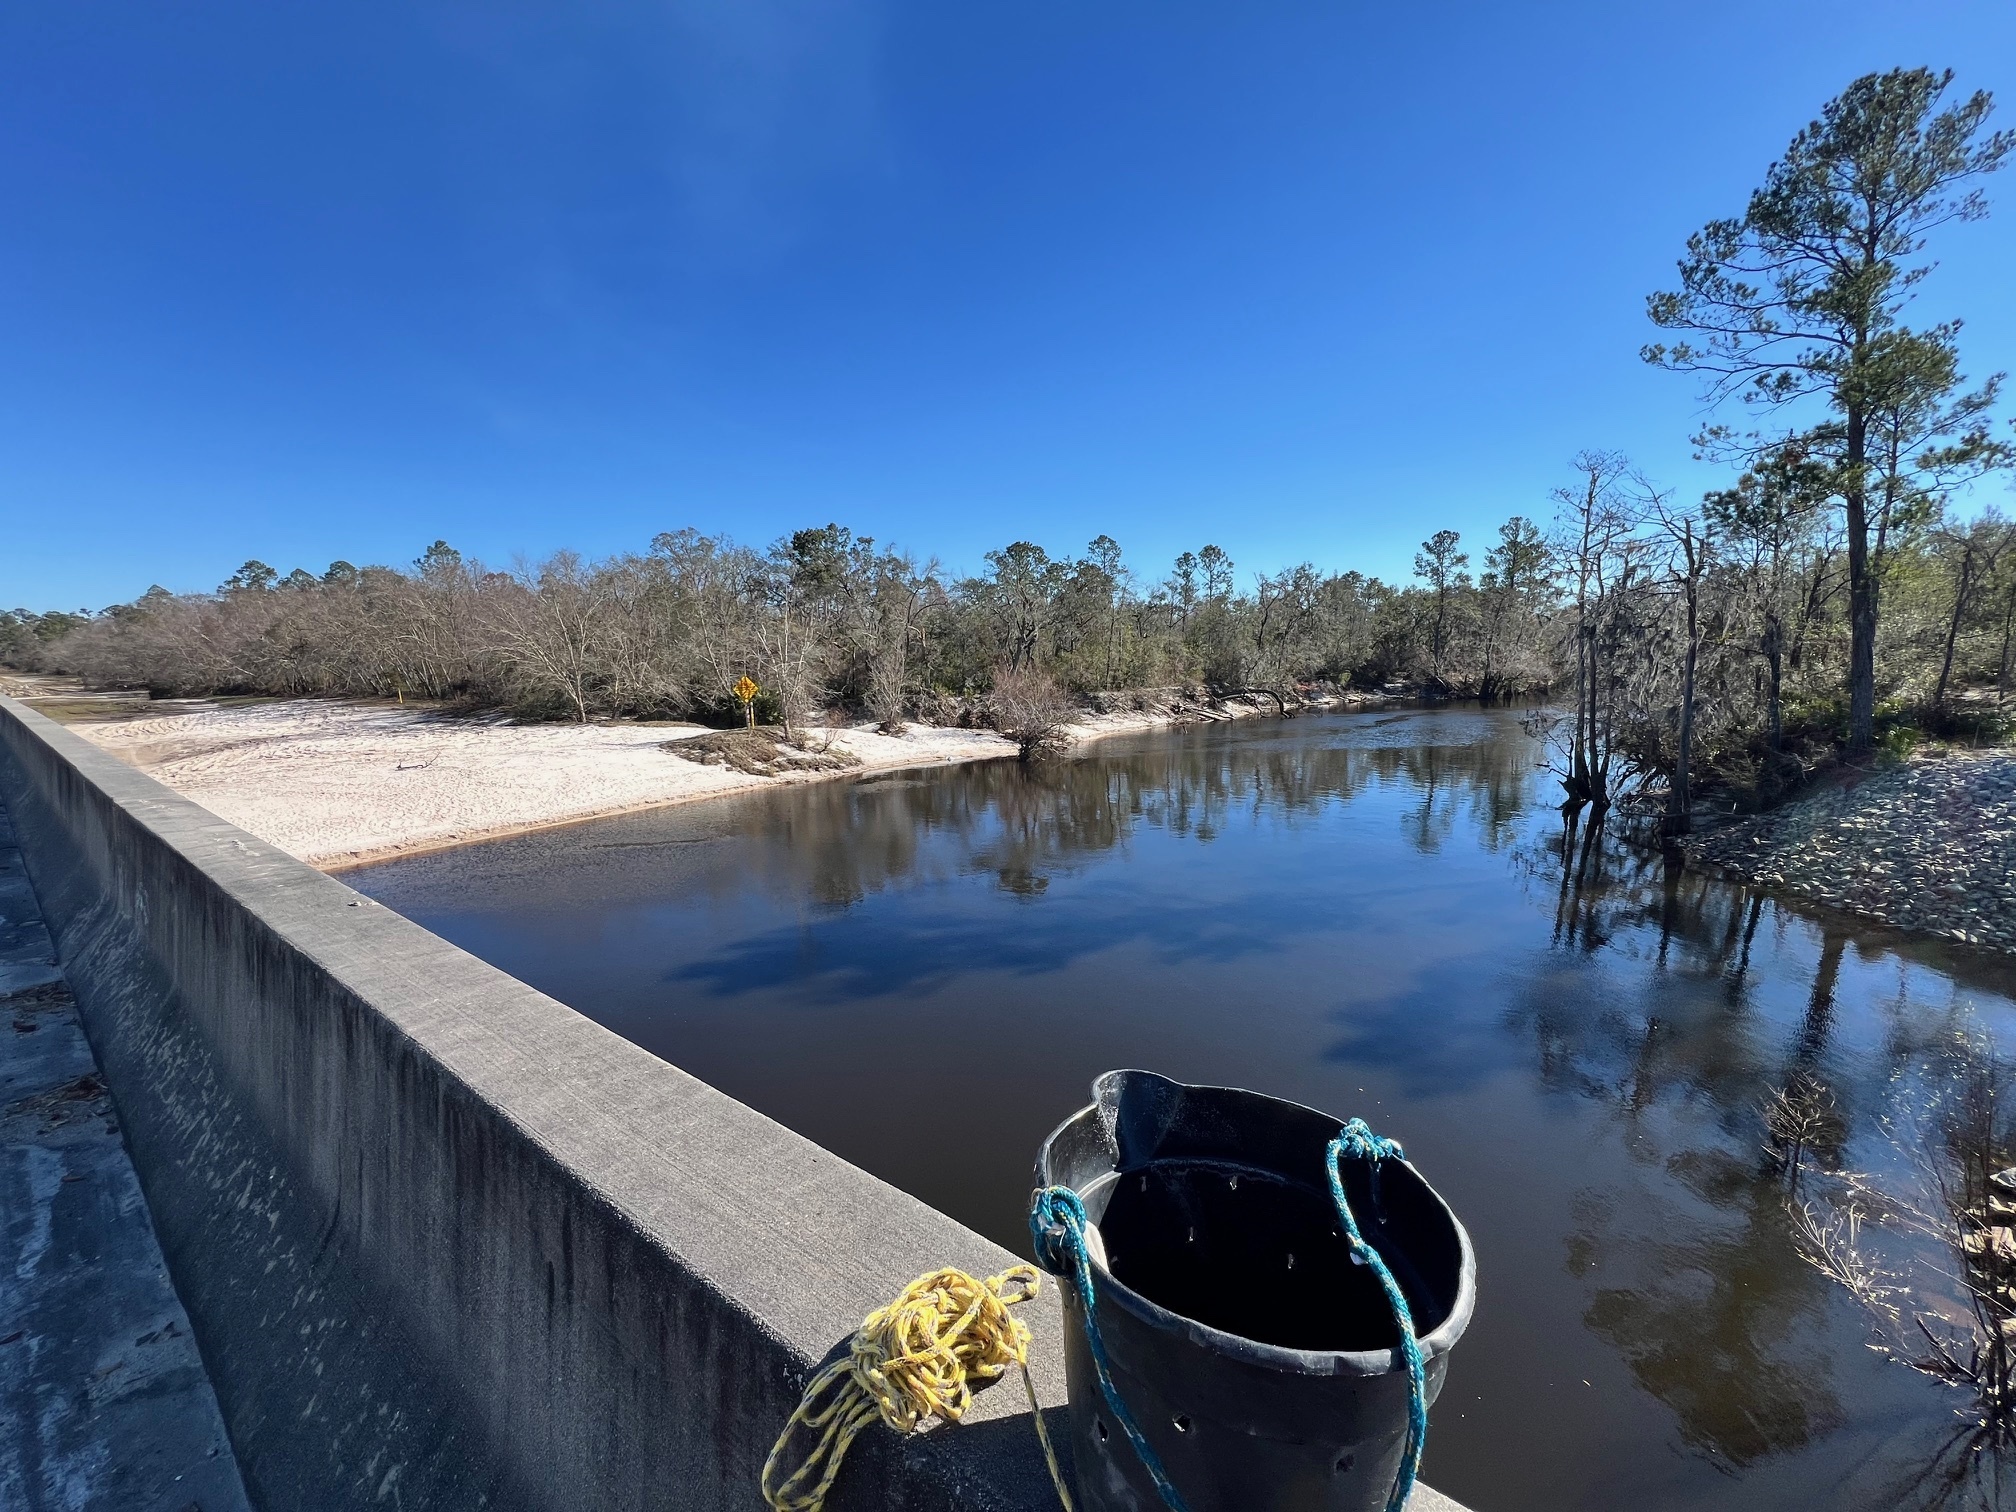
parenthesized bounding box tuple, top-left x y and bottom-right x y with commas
(5, 1, 2014, 612)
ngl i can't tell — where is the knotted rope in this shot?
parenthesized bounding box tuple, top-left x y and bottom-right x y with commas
(766, 1117, 1427, 1512)
(1326, 1117, 1428, 1512)
(760, 1264, 1072, 1512)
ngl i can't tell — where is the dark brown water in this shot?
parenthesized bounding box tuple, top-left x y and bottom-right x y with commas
(350, 705, 2016, 1512)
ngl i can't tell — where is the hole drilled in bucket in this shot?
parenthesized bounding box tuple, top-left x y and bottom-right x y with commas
(1092, 1159, 1457, 1352)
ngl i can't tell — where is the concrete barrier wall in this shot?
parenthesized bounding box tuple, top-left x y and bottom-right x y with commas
(0, 697, 1082, 1512)
(0, 695, 1472, 1512)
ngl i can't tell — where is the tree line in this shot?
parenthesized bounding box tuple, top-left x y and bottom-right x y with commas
(0, 520, 1558, 727)
(3, 68, 2012, 827)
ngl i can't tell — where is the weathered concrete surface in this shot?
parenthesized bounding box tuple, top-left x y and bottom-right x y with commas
(0, 695, 1474, 1512)
(0, 796, 251, 1512)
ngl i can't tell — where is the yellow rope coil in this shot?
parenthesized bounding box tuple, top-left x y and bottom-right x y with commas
(761, 1263, 1071, 1512)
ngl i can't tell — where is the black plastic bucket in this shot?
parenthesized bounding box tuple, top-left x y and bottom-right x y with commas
(1030, 1070, 1476, 1512)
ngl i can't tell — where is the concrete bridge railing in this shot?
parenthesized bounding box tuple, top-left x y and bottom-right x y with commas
(0, 695, 1470, 1512)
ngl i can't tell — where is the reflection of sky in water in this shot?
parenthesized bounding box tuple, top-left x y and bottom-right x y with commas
(353, 706, 2016, 1512)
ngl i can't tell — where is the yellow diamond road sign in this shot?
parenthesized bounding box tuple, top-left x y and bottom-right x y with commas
(733, 677, 759, 704)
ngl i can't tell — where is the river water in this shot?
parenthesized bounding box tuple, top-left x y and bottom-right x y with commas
(351, 705, 2016, 1512)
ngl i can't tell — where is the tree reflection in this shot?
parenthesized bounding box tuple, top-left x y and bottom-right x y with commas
(1513, 818, 1857, 1466)
(1763, 931, 1852, 1181)
(721, 714, 1539, 907)
(1582, 1153, 1845, 1465)
(1510, 812, 2016, 1501)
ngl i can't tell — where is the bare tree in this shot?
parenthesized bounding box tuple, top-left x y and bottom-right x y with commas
(1931, 512, 2016, 713)
(1551, 452, 1649, 814)
(489, 553, 613, 722)
(1643, 490, 1711, 835)
(986, 668, 1076, 762)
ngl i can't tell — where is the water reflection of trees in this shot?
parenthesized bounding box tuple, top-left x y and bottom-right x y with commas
(736, 720, 1538, 908)
(1509, 813, 2016, 1497)
(1510, 816, 1852, 1465)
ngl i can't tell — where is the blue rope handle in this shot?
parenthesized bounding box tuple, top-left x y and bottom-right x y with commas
(1029, 1186, 1194, 1512)
(1327, 1118, 1427, 1512)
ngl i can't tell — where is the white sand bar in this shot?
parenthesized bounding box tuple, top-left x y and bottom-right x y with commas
(68, 702, 1026, 870)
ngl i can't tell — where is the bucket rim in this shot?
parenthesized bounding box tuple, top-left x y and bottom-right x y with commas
(1032, 1069, 1477, 1379)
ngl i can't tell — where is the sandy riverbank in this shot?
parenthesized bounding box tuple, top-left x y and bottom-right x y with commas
(47, 703, 1022, 869)
(21, 691, 1307, 871)
(1685, 748, 2016, 953)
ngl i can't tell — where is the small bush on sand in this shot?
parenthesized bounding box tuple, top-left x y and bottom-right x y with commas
(985, 670, 1077, 762)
